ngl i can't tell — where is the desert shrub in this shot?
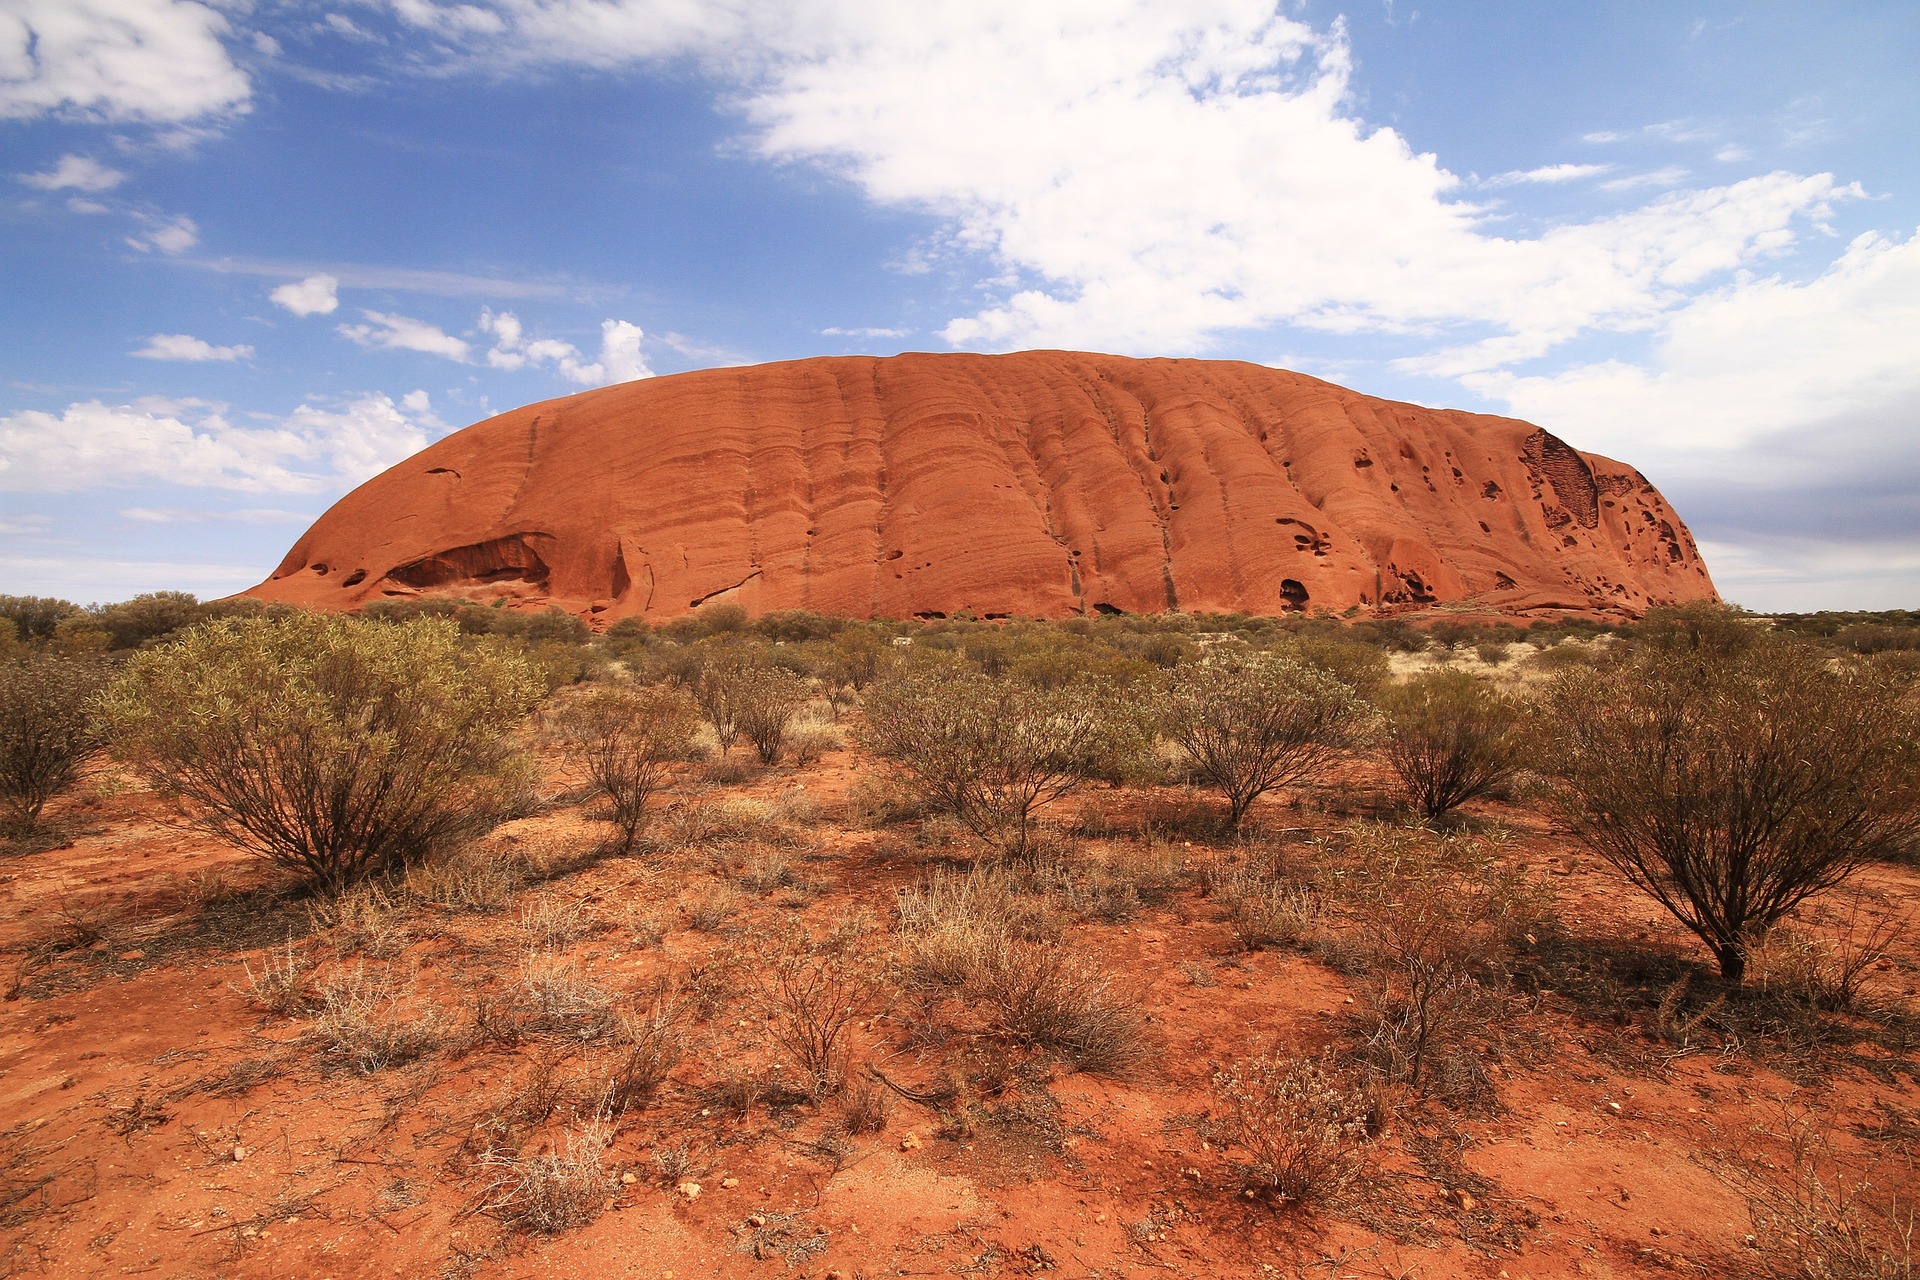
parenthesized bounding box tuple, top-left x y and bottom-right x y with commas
(553, 683, 698, 851)
(1747, 892, 1908, 1014)
(1211, 1053, 1368, 1207)
(242, 937, 310, 1016)
(403, 844, 523, 912)
(784, 722, 840, 766)
(1275, 635, 1392, 699)
(756, 944, 872, 1096)
(1328, 824, 1547, 1097)
(0, 651, 108, 833)
(839, 1073, 893, 1134)
(1208, 859, 1320, 951)
(101, 613, 543, 893)
(862, 666, 1144, 860)
(1737, 1116, 1915, 1280)
(1161, 651, 1370, 829)
(1376, 670, 1529, 819)
(731, 666, 809, 764)
(600, 995, 687, 1114)
(1541, 619, 1920, 983)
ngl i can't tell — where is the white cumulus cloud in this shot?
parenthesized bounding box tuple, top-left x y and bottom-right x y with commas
(1464, 228, 1920, 469)
(372, 1, 1865, 369)
(0, 391, 444, 493)
(17, 153, 125, 191)
(338, 309, 471, 360)
(0, 0, 252, 124)
(132, 333, 253, 361)
(270, 273, 340, 316)
(478, 308, 652, 384)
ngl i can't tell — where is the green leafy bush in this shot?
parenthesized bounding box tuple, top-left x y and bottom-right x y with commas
(553, 683, 699, 851)
(1541, 615, 1920, 983)
(102, 612, 543, 892)
(862, 667, 1143, 860)
(1161, 651, 1369, 828)
(0, 651, 109, 833)
(1376, 670, 1528, 819)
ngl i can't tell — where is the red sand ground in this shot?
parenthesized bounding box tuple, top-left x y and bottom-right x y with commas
(244, 352, 1716, 625)
(2, 735, 1914, 1279)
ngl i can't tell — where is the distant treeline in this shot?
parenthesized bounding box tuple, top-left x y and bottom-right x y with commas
(4, 590, 1916, 665)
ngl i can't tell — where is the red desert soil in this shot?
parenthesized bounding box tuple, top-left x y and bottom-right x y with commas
(3, 735, 1914, 1279)
(244, 351, 1716, 624)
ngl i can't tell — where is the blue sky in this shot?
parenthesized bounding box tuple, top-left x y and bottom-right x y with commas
(3, 0, 1916, 611)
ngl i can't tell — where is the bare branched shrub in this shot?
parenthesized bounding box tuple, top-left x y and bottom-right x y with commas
(102, 614, 542, 893)
(484, 1120, 612, 1235)
(757, 945, 873, 1096)
(1542, 619, 1920, 984)
(311, 964, 451, 1073)
(1328, 824, 1547, 1097)
(1161, 652, 1369, 829)
(862, 667, 1144, 860)
(1750, 893, 1908, 1014)
(1376, 670, 1528, 819)
(688, 649, 768, 757)
(600, 995, 686, 1115)
(1212, 1053, 1368, 1207)
(553, 683, 698, 851)
(0, 652, 108, 834)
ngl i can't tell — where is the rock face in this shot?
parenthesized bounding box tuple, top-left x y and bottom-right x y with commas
(246, 351, 1716, 622)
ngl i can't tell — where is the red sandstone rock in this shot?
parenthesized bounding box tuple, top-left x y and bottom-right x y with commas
(244, 351, 1716, 623)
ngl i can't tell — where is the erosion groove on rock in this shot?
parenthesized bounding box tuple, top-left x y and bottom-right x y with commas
(246, 351, 1716, 622)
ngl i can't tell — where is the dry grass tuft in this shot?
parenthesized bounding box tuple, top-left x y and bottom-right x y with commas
(310, 963, 451, 1073)
(1737, 1116, 1915, 1279)
(483, 1120, 613, 1235)
(240, 936, 310, 1016)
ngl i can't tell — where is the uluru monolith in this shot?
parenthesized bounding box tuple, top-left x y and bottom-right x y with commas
(245, 351, 1715, 623)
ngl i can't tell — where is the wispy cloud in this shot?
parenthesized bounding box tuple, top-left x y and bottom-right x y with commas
(17, 154, 126, 192)
(821, 325, 912, 338)
(338, 310, 472, 360)
(132, 333, 253, 362)
(1480, 163, 1612, 188)
(125, 212, 199, 254)
(184, 255, 585, 300)
(119, 506, 312, 524)
(1600, 166, 1692, 193)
